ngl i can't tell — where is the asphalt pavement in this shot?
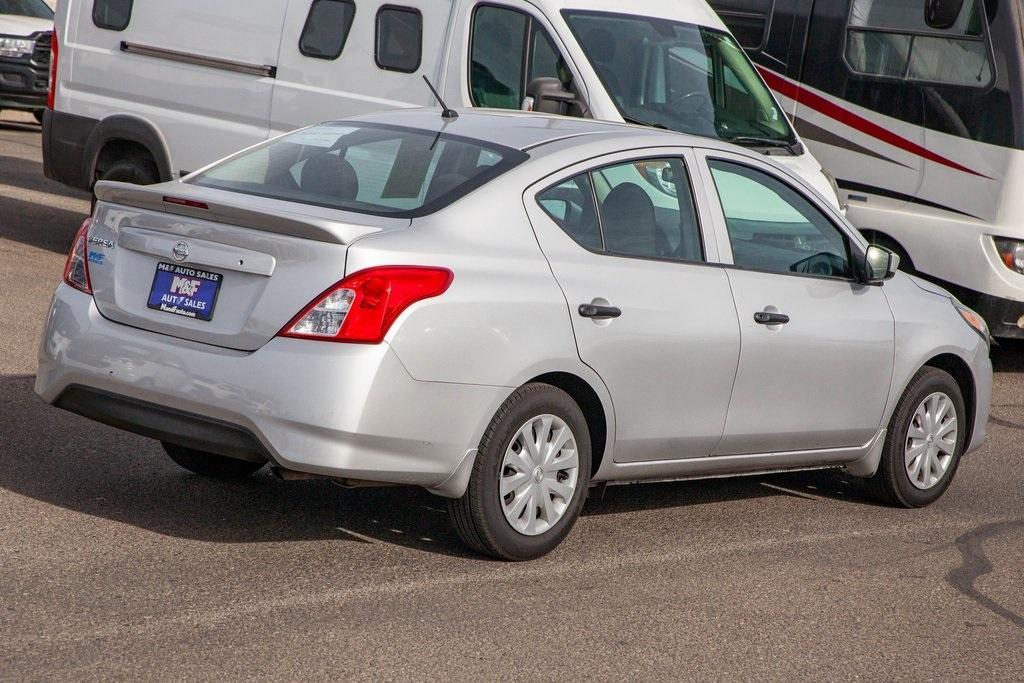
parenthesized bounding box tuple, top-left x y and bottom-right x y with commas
(1, 110, 1022, 680)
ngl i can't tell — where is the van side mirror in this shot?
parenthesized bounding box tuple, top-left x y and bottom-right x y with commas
(924, 0, 964, 30)
(523, 77, 587, 117)
(864, 245, 900, 284)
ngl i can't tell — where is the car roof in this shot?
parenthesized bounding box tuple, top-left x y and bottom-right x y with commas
(341, 108, 722, 155)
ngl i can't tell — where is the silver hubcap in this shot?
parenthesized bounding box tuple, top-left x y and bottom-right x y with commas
(499, 414, 580, 536)
(905, 392, 957, 490)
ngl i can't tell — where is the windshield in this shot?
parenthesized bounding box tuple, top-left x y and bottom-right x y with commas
(563, 11, 796, 146)
(189, 123, 527, 217)
(0, 0, 53, 19)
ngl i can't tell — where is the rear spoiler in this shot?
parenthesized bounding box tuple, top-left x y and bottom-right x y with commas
(94, 181, 407, 245)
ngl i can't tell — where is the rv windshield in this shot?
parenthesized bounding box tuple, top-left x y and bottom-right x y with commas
(563, 11, 797, 148)
(0, 0, 53, 19)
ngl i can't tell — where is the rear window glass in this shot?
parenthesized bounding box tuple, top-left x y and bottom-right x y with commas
(93, 0, 133, 31)
(300, 0, 356, 60)
(188, 123, 527, 217)
(0, 0, 52, 19)
(376, 6, 422, 72)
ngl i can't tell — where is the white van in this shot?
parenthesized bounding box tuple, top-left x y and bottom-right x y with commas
(43, 0, 840, 206)
(0, 0, 53, 121)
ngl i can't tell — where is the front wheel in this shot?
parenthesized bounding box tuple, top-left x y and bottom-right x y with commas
(162, 442, 266, 479)
(448, 383, 592, 560)
(866, 367, 966, 507)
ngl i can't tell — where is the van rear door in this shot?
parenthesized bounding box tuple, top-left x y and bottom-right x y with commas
(67, 0, 286, 175)
(269, 0, 456, 136)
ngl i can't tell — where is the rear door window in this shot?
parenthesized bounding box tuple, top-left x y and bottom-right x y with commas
(299, 0, 357, 60)
(538, 158, 704, 262)
(92, 0, 133, 31)
(189, 123, 526, 217)
(376, 5, 422, 72)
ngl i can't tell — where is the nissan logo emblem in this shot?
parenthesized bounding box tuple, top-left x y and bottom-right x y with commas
(172, 242, 190, 262)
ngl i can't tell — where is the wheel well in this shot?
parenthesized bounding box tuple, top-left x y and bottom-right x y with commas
(531, 372, 607, 477)
(93, 139, 158, 183)
(861, 229, 915, 272)
(924, 353, 976, 447)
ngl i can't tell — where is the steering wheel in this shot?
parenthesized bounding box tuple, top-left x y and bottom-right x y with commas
(791, 252, 843, 277)
(670, 90, 713, 116)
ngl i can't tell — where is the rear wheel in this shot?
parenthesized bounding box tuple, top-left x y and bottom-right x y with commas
(162, 442, 266, 479)
(92, 155, 160, 212)
(448, 383, 591, 560)
(866, 367, 966, 507)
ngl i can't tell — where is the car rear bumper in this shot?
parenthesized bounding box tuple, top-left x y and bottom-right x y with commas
(36, 284, 508, 497)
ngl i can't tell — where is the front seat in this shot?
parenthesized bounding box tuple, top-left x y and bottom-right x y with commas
(601, 183, 658, 257)
(300, 153, 360, 201)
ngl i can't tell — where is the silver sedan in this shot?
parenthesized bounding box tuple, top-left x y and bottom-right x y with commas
(36, 109, 993, 559)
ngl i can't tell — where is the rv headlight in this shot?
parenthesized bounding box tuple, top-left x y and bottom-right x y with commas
(0, 36, 34, 58)
(993, 237, 1024, 274)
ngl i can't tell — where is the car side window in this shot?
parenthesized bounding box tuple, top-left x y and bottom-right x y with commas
(376, 5, 422, 73)
(538, 158, 704, 262)
(709, 160, 851, 279)
(93, 0, 133, 31)
(470, 5, 572, 110)
(300, 0, 357, 60)
(845, 0, 992, 88)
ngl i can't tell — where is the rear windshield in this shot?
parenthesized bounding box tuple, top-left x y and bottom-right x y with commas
(0, 0, 52, 19)
(189, 122, 527, 217)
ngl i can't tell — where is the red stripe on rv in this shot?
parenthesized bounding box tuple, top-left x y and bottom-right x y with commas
(757, 66, 990, 179)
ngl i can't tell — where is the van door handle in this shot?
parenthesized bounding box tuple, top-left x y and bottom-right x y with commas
(579, 304, 622, 319)
(753, 311, 790, 325)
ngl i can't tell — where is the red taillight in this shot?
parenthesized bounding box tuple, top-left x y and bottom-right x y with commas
(47, 29, 58, 110)
(63, 218, 93, 294)
(163, 196, 209, 210)
(280, 266, 453, 344)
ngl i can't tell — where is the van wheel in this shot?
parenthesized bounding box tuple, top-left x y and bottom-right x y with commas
(865, 367, 965, 507)
(33, 109, 44, 124)
(448, 383, 591, 560)
(92, 156, 160, 211)
(162, 442, 266, 479)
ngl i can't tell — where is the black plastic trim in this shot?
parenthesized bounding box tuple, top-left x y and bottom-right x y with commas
(42, 109, 99, 189)
(54, 385, 272, 463)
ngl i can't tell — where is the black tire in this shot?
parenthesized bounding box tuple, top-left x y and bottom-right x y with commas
(866, 367, 966, 507)
(162, 442, 266, 479)
(92, 156, 160, 212)
(448, 383, 592, 560)
(33, 109, 44, 124)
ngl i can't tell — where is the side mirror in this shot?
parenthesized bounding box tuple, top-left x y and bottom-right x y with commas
(925, 0, 964, 30)
(864, 245, 900, 284)
(522, 77, 587, 117)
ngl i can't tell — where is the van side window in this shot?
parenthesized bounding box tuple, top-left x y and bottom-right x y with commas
(300, 0, 356, 60)
(470, 5, 573, 111)
(538, 159, 704, 263)
(92, 0, 133, 31)
(845, 0, 992, 88)
(375, 5, 422, 73)
(709, 160, 851, 279)
(708, 0, 774, 50)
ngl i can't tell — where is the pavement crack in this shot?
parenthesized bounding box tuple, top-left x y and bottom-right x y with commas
(987, 415, 1024, 432)
(946, 519, 1024, 629)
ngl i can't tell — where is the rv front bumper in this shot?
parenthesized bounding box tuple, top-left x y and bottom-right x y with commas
(971, 292, 1024, 339)
(35, 284, 507, 497)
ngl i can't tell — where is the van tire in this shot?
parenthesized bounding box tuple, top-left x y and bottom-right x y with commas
(448, 383, 591, 560)
(92, 156, 160, 211)
(162, 442, 266, 479)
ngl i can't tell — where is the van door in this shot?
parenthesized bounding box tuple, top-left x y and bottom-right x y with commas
(444, 0, 588, 114)
(69, 0, 286, 175)
(791, 0, 925, 211)
(271, 0, 457, 136)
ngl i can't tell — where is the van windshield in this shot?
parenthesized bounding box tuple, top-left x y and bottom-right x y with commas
(188, 123, 527, 217)
(0, 0, 53, 19)
(563, 11, 797, 148)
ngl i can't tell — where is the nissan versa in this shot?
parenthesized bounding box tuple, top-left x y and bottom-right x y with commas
(36, 109, 993, 560)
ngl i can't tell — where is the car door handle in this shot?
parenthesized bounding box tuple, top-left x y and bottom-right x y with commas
(579, 304, 622, 319)
(753, 311, 790, 325)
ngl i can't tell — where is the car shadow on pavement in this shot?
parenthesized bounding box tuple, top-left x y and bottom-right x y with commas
(0, 374, 878, 560)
